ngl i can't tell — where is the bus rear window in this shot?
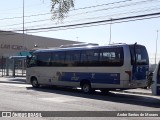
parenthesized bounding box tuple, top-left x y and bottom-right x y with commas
(129, 45, 149, 65)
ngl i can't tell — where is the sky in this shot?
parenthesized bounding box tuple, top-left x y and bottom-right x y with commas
(0, 0, 160, 64)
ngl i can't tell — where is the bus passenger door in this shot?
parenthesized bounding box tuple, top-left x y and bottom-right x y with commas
(155, 64, 160, 95)
(130, 44, 149, 81)
(152, 62, 160, 96)
(132, 65, 149, 80)
(157, 64, 160, 84)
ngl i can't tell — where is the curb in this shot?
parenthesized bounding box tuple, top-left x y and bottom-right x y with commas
(0, 77, 27, 84)
(119, 90, 152, 96)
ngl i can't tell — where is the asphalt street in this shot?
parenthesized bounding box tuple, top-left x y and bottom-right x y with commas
(0, 77, 159, 120)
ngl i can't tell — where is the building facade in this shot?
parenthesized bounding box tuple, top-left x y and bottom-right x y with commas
(0, 31, 79, 57)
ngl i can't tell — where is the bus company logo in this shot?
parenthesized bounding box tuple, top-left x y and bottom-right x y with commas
(2, 112, 12, 117)
(71, 73, 79, 81)
(91, 73, 95, 79)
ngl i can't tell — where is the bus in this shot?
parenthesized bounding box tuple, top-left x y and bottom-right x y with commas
(26, 43, 149, 93)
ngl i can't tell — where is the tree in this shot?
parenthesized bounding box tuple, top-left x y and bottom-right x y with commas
(51, 0, 74, 21)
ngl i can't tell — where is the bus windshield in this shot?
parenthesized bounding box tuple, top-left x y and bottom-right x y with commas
(130, 45, 149, 65)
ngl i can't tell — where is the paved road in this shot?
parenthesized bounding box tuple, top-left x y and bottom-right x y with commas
(0, 77, 160, 120)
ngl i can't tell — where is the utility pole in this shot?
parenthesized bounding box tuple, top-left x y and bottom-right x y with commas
(155, 30, 158, 65)
(23, 0, 25, 50)
(109, 18, 112, 44)
(76, 37, 79, 41)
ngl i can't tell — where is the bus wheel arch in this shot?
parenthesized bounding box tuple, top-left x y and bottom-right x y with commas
(30, 76, 39, 88)
(80, 80, 92, 93)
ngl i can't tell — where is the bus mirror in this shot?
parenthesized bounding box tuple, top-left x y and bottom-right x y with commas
(26, 56, 31, 67)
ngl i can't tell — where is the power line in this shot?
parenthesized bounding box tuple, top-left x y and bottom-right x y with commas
(18, 9, 160, 30)
(1, 0, 159, 28)
(8, 14, 160, 33)
(1, 11, 160, 36)
(7, 15, 158, 34)
(26, 12, 160, 31)
(0, 2, 49, 14)
(1, 0, 160, 32)
(8, 12, 160, 32)
(5, 5, 160, 31)
(0, 13, 51, 21)
(70, 0, 160, 17)
(26, 15, 160, 33)
(70, 0, 134, 11)
(0, 0, 134, 21)
(0, 0, 157, 21)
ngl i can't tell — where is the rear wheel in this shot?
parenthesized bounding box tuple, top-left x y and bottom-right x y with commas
(81, 82, 92, 94)
(31, 78, 39, 88)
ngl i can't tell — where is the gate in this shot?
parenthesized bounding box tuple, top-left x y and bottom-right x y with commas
(0, 56, 26, 77)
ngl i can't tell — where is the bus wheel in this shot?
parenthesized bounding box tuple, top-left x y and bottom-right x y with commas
(81, 82, 92, 93)
(31, 78, 39, 88)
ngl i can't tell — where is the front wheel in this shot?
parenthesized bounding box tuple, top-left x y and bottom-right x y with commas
(81, 82, 92, 94)
(31, 78, 39, 88)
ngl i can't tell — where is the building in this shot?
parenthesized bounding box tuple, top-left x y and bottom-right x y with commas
(0, 31, 79, 58)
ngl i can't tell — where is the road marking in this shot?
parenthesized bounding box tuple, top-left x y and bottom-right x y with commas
(112, 91, 160, 99)
(39, 97, 76, 103)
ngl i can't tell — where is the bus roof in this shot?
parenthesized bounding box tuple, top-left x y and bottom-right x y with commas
(33, 43, 143, 53)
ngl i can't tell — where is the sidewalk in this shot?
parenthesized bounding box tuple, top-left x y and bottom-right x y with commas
(0, 76, 152, 95)
(120, 88, 152, 95)
(0, 76, 27, 84)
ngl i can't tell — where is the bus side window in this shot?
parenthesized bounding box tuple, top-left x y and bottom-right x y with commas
(65, 51, 80, 66)
(51, 52, 65, 66)
(37, 52, 51, 66)
(99, 47, 123, 66)
(80, 49, 99, 66)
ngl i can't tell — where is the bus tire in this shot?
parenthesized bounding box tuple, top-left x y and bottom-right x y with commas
(81, 82, 92, 94)
(31, 77, 39, 88)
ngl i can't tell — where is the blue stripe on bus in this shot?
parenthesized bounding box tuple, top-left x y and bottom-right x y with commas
(132, 66, 149, 80)
(58, 72, 120, 84)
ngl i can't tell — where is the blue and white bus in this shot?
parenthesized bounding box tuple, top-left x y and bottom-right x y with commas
(26, 43, 149, 93)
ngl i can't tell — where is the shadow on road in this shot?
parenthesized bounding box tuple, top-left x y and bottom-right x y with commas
(26, 86, 160, 108)
(8, 78, 26, 82)
(0, 78, 27, 84)
(1, 77, 159, 108)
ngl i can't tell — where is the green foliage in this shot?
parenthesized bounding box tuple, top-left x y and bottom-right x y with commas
(51, 0, 74, 21)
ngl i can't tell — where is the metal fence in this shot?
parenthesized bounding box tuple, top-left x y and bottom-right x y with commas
(0, 56, 26, 77)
